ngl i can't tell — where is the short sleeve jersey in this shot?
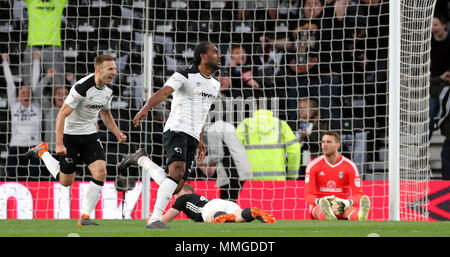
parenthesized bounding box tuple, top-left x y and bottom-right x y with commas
(305, 154, 363, 205)
(64, 74, 113, 135)
(171, 193, 210, 222)
(163, 65, 220, 141)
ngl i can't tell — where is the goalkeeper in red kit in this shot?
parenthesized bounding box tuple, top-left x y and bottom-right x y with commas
(305, 131, 370, 220)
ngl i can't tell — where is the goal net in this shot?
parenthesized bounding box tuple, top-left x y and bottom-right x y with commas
(395, 0, 436, 221)
(0, 0, 437, 221)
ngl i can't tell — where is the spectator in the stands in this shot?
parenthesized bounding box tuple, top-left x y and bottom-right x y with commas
(432, 70, 450, 179)
(219, 44, 261, 100)
(296, 98, 327, 162)
(429, 13, 450, 139)
(2, 52, 41, 179)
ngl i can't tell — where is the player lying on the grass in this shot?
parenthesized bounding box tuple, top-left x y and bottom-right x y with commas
(305, 130, 370, 221)
(147, 184, 276, 224)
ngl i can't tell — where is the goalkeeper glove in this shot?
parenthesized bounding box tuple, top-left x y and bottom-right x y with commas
(314, 195, 335, 206)
(331, 197, 353, 215)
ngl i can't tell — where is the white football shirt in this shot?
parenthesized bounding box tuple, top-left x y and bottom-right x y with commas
(4, 59, 42, 147)
(64, 74, 113, 135)
(163, 65, 220, 140)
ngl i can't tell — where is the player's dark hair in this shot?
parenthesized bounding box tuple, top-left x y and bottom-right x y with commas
(94, 54, 115, 67)
(193, 42, 212, 66)
(323, 130, 341, 143)
(434, 13, 448, 25)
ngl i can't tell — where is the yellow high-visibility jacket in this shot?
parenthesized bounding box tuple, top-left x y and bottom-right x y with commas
(236, 110, 301, 180)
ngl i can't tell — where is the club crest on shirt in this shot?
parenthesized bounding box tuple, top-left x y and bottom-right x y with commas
(327, 180, 336, 189)
(338, 171, 344, 179)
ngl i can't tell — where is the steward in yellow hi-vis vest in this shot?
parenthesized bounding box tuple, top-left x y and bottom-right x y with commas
(236, 109, 301, 180)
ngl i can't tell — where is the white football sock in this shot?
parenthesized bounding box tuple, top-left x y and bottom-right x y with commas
(81, 181, 103, 217)
(41, 152, 60, 179)
(138, 156, 166, 185)
(148, 178, 178, 223)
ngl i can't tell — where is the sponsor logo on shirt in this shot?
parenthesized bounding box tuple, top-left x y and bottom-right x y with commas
(194, 91, 216, 100)
(319, 187, 343, 193)
(85, 104, 104, 109)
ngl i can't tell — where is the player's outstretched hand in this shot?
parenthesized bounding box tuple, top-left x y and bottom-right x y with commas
(133, 109, 148, 127)
(116, 132, 127, 143)
(197, 141, 206, 163)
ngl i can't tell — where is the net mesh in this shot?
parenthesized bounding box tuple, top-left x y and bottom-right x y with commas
(0, 0, 437, 220)
(398, 0, 436, 221)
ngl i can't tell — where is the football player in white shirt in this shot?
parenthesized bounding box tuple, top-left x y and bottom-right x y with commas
(26, 55, 127, 226)
(118, 42, 222, 229)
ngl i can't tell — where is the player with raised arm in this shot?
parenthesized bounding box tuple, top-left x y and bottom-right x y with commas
(151, 184, 276, 224)
(26, 54, 127, 226)
(305, 131, 370, 221)
(118, 42, 222, 229)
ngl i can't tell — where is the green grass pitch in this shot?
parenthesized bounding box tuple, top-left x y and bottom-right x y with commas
(1, 219, 450, 237)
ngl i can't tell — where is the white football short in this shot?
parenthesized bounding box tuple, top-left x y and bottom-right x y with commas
(201, 199, 242, 221)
